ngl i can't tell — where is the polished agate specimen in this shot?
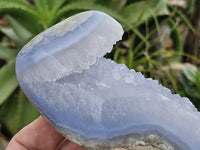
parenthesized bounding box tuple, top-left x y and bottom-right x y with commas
(16, 11, 200, 150)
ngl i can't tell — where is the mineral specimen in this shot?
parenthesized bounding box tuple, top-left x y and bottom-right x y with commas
(16, 11, 200, 150)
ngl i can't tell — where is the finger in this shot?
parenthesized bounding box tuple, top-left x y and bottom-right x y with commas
(6, 116, 65, 150)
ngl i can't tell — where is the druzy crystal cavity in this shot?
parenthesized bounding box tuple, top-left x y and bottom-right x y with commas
(16, 11, 200, 150)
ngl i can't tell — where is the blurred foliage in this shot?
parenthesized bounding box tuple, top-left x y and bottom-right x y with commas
(0, 0, 199, 137)
(179, 67, 200, 110)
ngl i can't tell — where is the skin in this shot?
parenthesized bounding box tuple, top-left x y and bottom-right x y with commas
(6, 116, 86, 150)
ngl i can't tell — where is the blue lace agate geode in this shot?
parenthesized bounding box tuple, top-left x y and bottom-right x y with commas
(16, 11, 200, 150)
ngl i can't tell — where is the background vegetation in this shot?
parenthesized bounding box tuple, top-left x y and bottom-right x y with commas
(0, 0, 199, 145)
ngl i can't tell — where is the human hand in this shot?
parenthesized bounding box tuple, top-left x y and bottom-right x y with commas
(6, 116, 86, 150)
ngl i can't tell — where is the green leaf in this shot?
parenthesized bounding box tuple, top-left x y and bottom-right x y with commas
(17, 90, 40, 129)
(0, 90, 39, 135)
(0, 0, 41, 33)
(0, 60, 18, 105)
(185, 0, 195, 14)
(34, 0, 49, 13)
(37, 0, 66, 13)
(0, 0, 33, 8)
(17, 0, 31, 5)
(0, 43, 18, 60)
(179, 72, 190, 89)
(0, 1, 37, 17)
(6, 15, 33, 43)
(34, 0, 66, 28)
(182, 67, 196, 83)
(10, 13, 42, 35)
(104, 0, 127, 11)
(0, 95, 19, 135)
(56, 1, 147, 42)
(168, 18, 183, 61)
(0, 27, 24, 47)
(168, 5, 195, 33)
(179, 71, 200, 100)
(51, 0, 67, 12)
(120, 0, 169, 25)
(195, 71, 200, 89)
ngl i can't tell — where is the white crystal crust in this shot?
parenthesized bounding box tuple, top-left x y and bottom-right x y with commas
(16, 10, 123, 81)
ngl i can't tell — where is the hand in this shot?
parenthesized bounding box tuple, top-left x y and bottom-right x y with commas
(6, 116, 86, 150)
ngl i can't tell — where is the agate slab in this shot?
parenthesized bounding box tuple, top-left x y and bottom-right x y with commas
(16, 11, 200, 150)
